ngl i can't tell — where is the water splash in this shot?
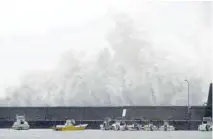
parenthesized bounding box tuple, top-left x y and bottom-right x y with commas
(1, 2, 212, 106)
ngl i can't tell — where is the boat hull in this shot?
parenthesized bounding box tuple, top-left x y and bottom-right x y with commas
(198, 124, 212, 131)
(159, 126, 175, 131)
(143, 125, 158, 131)
(11, 122, 30, 130)
(54, 124, 88, 131)
(12, 124, 30, 130)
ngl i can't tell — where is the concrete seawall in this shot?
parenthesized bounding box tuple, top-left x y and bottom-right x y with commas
(0, 106, 206, 121)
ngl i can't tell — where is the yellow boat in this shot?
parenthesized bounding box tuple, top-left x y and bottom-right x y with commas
(53, 119, 88, 131)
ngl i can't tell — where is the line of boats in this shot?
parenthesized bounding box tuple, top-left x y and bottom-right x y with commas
(100, 117, 174, 131)
(10, 115, 212, 131)
(11, 115, 88, 131)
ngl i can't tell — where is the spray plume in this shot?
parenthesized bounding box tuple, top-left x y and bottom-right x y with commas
(1, 2, 212, 106)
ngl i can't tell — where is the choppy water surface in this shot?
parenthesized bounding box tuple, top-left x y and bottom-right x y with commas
(0, 129, 212, 139)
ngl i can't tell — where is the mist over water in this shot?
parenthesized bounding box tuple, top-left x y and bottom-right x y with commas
(0, 2, 212, 106)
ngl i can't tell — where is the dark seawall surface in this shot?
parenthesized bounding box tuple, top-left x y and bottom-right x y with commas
(0, 106, 207, 121)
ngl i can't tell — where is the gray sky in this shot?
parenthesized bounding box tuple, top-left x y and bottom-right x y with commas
(0, 0, 212, 103)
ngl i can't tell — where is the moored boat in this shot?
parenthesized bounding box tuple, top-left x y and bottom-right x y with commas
(53, 119, 88, 131)
(198, 117, 212, 131)
(11, 115, 30, 130)
(159, 120, 175, 131)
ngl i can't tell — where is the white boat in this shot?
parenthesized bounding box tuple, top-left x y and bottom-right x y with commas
(143, 123, 158, 131)
(159, 121, 175, 131)
(100, 117, 114, 130)
(12, 115, 30, 130)
(126, 118, 143, 131)
(198, 117, 212, 131)
(111, 118, 127, 131)
(126, 124, 143, 131)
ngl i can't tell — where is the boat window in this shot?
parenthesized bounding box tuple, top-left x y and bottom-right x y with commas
(120, 121, 125, 125)
(203, 121, 207, 124)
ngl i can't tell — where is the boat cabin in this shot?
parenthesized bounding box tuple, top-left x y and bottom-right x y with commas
(65, 119, 75, 126)
(202, 117, 212, 125)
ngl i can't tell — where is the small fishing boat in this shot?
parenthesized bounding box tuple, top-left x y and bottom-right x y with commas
(12, 115, 30, 130)
(53, 119, 88, 131)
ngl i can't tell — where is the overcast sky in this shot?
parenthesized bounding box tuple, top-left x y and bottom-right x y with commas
(0, 0, 212, 99)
